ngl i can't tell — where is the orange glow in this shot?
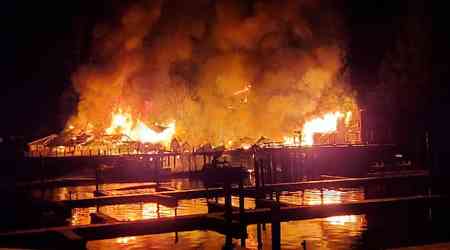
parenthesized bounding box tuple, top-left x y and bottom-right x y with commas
(305, 189, 342, 205)
(283, 136, 297, 146)
(301, 112, 343, 146)
(116, 236, 136, 244)
(345, 111, 352, 126)
(282, 111, 356, 147)
(326, 215, 358, 225)
(105, 109, 133, 136)
(233, 84, 252, 96)
(105, 109, 175, 146)
(131, 120, 176, 144)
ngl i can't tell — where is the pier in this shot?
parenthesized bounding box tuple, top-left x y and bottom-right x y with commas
(0, 194, 445, 249)
(0, 170, 438, 249)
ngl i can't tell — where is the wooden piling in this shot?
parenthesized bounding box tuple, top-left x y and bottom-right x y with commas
(271, 152, 276, 184)
(224, 180, 233, 250)
(260, 159, 266, 190)
(1, 195, 444, 249)
(255, 157, 260, 191)
(271, 202, 281, 250)
(257, 223, 263, 248)
(239, 179, 246, 247)
(224, 181, 232, 225)
(94, 165, 100, 196)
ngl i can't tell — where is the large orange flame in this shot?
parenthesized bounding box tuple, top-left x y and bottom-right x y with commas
(301, 112, 343, 146)
(105, 109, 175, 145)
(282, 110, 355, 147)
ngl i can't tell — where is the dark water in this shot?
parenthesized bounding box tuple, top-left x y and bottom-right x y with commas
(38, 179, 449, 250)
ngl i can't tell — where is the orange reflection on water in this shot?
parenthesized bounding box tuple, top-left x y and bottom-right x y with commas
(279, 188, 365, 207)
(304, 189, 343, 205)
(116, 236, 136, 244)
(326, 215, 358, 225)
(71, 207, 97, 225)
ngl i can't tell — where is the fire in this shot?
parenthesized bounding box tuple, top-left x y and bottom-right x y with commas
(281, 111, 353, 147)
(283, 136, 297, 146)
(301, 112, 346, 146)
(345, 111, 352, 126)
(105, 110, 175, 145)
(105, 110, 133, 135)
(131, 120, 176, 144)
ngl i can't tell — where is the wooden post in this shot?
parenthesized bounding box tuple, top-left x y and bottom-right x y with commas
(173, 154, 176, 169)
(188, 154, 192, 173)
(257, 223, 263, 249)
(301, 240, 307, 250)
(271, 202, 281, 250)
(224, 180, 233, 249)
(156, 156, 161, 187)
(301, 190, 304, 205)
(320, 188, 324, 205)
(260, 159, 265, 190)
(239, 179, 246, 247)
(40, 155, 45, 199)
(271, 152, 277, 184)
(254, 156, 260, 192)
(224, 181, 232, 225)
(95, 165, 100, 195)
(267, 157, 272, 185)
(203, 153, 207, 168)
(157, 202, 160, 218)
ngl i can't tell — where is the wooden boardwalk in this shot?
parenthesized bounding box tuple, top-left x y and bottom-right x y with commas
(56, 171, 429, 209)
(0, 195, 445, 249)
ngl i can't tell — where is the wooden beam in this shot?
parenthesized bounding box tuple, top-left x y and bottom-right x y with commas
(90, 212, 119, 224)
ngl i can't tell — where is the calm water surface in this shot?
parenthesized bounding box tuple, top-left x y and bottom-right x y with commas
(40, 179, 445, 249)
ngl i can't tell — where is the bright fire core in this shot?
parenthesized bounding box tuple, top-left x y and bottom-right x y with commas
(301, 111, 346, 146)
(105, 110, 175, 145)
(283, 111, 353, 147)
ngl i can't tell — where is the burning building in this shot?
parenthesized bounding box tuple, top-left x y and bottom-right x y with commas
(28, 0, 362, 156)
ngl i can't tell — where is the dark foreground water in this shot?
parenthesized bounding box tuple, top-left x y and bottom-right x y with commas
(35, 179, 450, 250)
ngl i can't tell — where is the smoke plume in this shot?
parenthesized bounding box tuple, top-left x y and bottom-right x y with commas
(69, 0, 357, 146)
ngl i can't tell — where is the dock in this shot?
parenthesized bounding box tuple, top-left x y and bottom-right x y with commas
(55, 171, 429, 210)
(0, 195, 445, 249)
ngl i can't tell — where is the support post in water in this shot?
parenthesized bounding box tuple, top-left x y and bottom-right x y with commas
(94, 164, 100, 196)
(224, 180, 233, 249)
(224, 180, 232, 225)
(40, 155, 45, 198)
(271, 201, 281, 250)
(257, 223, 263, 249)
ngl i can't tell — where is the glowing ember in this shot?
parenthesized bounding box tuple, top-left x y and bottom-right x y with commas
(301, 112, 344, 146)
(233, 84, 252, 96)
(105, 110, 175, 145)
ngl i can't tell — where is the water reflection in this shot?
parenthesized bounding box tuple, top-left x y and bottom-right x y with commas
(116, 236, 136, 244)
(326, 215, 360, 225)
(279, 188, 364, 206)
(51, 180, 368, 249)
(90, 214, 366, 250)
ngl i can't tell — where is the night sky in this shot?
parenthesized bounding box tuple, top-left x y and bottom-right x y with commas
(0, 1, 433, 143)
